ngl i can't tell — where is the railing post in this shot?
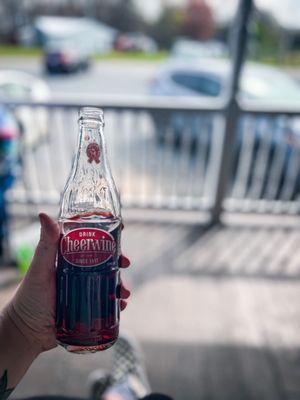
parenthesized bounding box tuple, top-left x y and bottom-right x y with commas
(210, 0, 253, 224)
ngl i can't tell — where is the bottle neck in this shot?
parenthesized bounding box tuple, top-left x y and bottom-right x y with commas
(60, 109, 120, 219)
(76, 119, 106, 170)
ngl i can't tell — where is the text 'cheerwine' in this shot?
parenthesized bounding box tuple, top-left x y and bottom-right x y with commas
(60, 228, 116, 267)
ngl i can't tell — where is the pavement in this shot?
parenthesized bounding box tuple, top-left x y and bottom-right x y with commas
(0, 267, 19, 290)
(0, 57, 157, 96)
(0, 56, 299, 99)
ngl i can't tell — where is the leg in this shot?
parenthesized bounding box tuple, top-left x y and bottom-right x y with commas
(89, 333, 173, 400)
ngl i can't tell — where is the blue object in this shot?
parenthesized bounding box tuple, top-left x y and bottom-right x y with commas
(0, 106, 21, 258)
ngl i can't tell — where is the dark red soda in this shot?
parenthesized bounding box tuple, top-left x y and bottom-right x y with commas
(56, 213, 121, 353)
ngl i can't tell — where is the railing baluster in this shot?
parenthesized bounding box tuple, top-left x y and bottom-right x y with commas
(124, 111, 133, 205)
(231, 116, 256, 199)
(21, 106, 42, 206)
(185, 114, 206, 208)
(139, 112, 148, 206)
(133, 111, 144, 202)
(165, 113, 178, 208)
(111, 111, 123, 200)
(176, 112, 196, 209)
(248, 118, 274, 199)
(159, 118, 173, 207)
(35, 106, 58, 203)
(280, 147, 300, 201)
(196, 115, 211, 200)
(264, 117, 287, 200)
(154, 113, 170, 208)
(181, 113, 196, 209)
(205, 114, 226, 210)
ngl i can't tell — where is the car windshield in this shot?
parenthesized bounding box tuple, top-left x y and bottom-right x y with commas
(171, 72, 222, 97)
(46, 38, 76, 52)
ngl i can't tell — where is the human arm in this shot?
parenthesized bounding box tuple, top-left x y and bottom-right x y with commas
(0, 213, 130, 398)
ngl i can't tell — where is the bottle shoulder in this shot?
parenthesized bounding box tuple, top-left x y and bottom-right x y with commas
(59, 175, 121, 220)
(59, 213, 122, 236)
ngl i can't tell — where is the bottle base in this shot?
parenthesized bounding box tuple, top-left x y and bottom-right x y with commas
(57, 339, 117, 354)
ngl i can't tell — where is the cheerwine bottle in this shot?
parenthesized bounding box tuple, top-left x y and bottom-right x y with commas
(56, 107, 121, 353)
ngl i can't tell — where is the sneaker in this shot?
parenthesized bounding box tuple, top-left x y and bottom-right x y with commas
(88, 369, 111, 400)
(110, 333, 151, 399)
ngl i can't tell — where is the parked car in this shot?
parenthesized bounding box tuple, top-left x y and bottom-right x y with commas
(0, 70, 51, 147)
(150, 59, 300, 138)
(0, 70, 50, 101)
(44, 39, 90, 73)
(150, 59, 300, 199)
(171, 39, 228, 60)
(115, 33, 158, 53)
(150, 59, 300, 101)
(24, 16, 117, 55)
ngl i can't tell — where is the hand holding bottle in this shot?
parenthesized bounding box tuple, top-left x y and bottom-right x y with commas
(5, 213, 130, 354)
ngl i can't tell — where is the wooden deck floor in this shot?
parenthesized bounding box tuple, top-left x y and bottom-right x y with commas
(2, 220, 300, 400)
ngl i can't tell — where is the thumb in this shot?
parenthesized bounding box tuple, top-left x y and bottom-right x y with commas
(28, 213, 60, 276)
(38, 213, 60, 246)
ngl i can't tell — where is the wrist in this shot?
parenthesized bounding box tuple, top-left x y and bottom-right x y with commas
(2, 303, 43, 357)
(0, 307, 40, 390)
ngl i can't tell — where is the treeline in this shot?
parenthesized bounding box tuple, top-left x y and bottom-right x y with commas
(0, 0, 217, 48)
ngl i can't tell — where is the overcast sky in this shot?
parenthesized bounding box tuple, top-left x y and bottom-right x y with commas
(133, 0, 238, 23)
(133, 0, 300, 30)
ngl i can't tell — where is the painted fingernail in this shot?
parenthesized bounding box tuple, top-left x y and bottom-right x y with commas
(120, 255, 130, 268)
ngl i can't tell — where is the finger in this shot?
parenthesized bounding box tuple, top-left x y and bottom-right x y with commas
(120, 284, 130, 299)
(29, 213, 60, 276)
(116, 281, 130, 298)
(120, 300, 127, 311)
(38, 213, 60, 244)
(119, 255, 130, 268)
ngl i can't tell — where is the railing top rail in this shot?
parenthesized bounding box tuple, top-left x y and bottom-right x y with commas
(1, 95, 300, 116)
(1, 95, 226, 113)
(239, 99, 300, 116)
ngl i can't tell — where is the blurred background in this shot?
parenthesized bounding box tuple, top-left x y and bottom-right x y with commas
(0, 0, 300, 399)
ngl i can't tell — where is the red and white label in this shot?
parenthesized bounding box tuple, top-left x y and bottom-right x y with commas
(60, 228, 116, 267)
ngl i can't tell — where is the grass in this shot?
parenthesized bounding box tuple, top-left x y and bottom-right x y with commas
(0, 45, 42, 57)
(248, 48, 300, 68)
(0, 44, 299, 67)
(260, 54, 300, 68)
(0, 45, 168, 62)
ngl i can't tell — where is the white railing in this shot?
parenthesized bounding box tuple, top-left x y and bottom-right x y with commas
(2, 96, 300, 220)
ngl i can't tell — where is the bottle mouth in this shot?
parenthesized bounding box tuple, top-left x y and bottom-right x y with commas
(79, 107, 104, 124)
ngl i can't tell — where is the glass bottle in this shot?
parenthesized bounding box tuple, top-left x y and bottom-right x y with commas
(56, 107, 121, 353)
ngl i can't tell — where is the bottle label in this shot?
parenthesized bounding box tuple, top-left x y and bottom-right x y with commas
(60, 228, 116, 267)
